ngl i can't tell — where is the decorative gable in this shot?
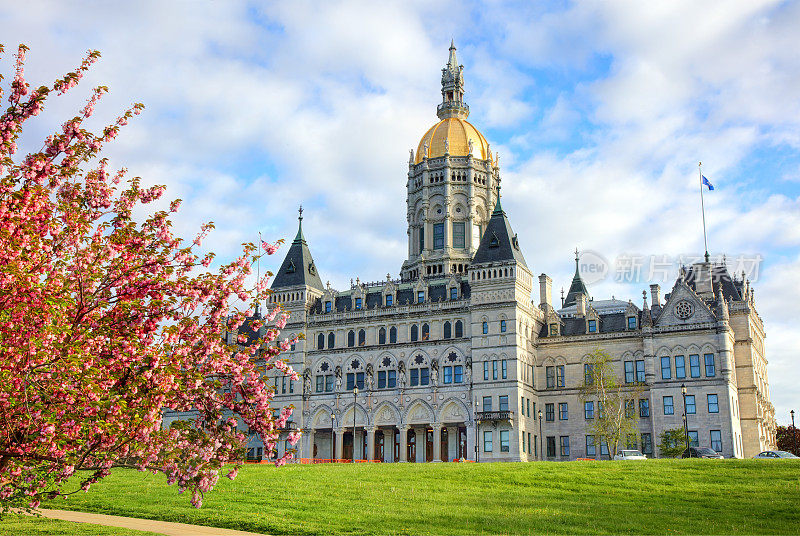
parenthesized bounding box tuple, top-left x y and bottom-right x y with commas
(654, 278, 717, 328)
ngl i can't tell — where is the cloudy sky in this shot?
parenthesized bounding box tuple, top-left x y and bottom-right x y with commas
(2, 1, 798, 424)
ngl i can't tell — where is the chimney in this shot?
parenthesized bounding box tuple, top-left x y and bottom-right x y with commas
(693, 261, 713, 297)
(576, 293, 586, 316)
(650, 284, 661, 307)
(539, 274, 552, 309)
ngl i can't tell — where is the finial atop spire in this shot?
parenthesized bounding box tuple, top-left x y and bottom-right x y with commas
(299, 204, 303, 221)
(294, 205, 305, 243)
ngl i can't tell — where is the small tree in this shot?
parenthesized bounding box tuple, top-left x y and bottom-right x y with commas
(658, 428, 688, 458)
(580, 349, 644, 457)
(0, 45, 298, 512)
(776, 425, 799, 456)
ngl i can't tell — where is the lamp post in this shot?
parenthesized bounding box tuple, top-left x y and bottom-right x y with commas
(538, 409, 543, 461)
(791, 410, 796, 455)
(681, 384, 689, 456)
(353, 386, 358, 462)
(330, 412, 336, 461)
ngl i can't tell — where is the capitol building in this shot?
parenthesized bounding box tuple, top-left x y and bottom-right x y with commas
(251, 43, 775, 463)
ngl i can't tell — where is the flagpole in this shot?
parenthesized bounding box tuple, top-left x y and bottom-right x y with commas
(699, 161, 709, 263)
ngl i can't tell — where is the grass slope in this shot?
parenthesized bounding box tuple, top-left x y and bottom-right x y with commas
(0, 514, 163, 536)
(41, 460, 800, 535)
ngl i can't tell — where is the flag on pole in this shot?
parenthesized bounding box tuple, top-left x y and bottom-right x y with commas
(702, 175, 714, 190)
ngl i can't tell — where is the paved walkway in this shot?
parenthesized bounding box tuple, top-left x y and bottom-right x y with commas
(37, 509, 267, 536)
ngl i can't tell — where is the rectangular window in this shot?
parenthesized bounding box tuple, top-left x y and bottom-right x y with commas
(492, 361, 498, 380)
(500, 430, 510, 452)
(433, 223, 444, 250)
(410, 369, 419, 387)
(636, 360, 645, 383)
(378, 370, 386, 389)
(316, 375, 324, 393)
(355, 298, 362, 310)
(584, 401, 594, 419)
(443, 366, 452, 384)
(597, 401, 604, 419)
(385, 294, 393, 306)
(356, 372, 365, 390)
(289, 380, 294, 393)
(417, 291, 425, 303)
(661, 356, 671, 380)
(346, 373, 355, 390)
(325, 301, 332, 313)
(639, 398, 650, 418)
(450, 287, 458, 300)
(560, 436, 570, 457)
(418, 225, 424, 252)
(499, 395, 509, 412)
(387, 370, 396, 388)
(526, 398, 531, 417)
(707, 394, 719, 413)
(549, 323, 558, 336)
(587, 319, 597, 333)
(710, 430, 722, 452)
(627, 316, 637, 329)
(624, 361, 635, 384)
(325, 375, 333, 392)
(522, 434, 526, 453)
(600, 439, 609, 456)
(556, 365, 565, 388)
(584, 364, 594, 385)
(546, 436, 556, 458)
(663, 396, 674, 415)
(641, 433, 653, 455)
(472, 223, 481, 248)
(483, 431, 493, 452)
(483, 361, 489, 381)
(420, 368, 429, 386)
(500, 320, 507, 333)
(545, 403, 555, 422)
(625, 399, 635, 419)
(483, 396, 492, 412)
(704, 354, 716, 377)
(685, 395, 696, 414)
(452, 222, 465, 249)
(586, 435, 596, 457)
(689, 354, 701, 378)
(501, 360, 508, 379)
(688, 431, 699, 448)
(559, 402, 568, 420)
(675, 355, 686, 379)
(282, 376, 286, 394)
(546, 366, 555, 389)
(454, 365, 463, 383)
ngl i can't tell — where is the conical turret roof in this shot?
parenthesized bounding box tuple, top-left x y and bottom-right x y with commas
(563, 249, 590, 307)
(271, 208, 324, 291)
(471, 197, 527, 267)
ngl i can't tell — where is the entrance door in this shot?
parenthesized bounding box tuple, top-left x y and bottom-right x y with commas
(440, 428, 449, 462)
(343, 433, 353, 460)
(375, 433, 384, 462)
(426, 429, 434, 462)
(394, 430, 400, 462)
(407, 430, 416, 462)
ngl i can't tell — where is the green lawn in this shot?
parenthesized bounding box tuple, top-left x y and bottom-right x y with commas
(32, 460, 800, 535)
(0, 513, 162, 536)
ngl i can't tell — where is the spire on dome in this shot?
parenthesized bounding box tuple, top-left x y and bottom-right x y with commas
(438, 41, 469, 120)
(563, 248, 590, 307)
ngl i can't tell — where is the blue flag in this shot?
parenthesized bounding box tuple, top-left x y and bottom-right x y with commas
(702, 175, 714, 190)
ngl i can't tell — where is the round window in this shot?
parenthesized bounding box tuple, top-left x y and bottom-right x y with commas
(675, 300, 694, 320)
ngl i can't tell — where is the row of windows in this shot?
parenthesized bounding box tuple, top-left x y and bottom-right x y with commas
(543, 399, 651, 422)
(314, 365, 466, 394)
(548, 315, 637, 337)
(624, 360, 646, 384)
(483, 430, 510, 452)
(418, 222, 473, 251)
(660, 354, 716, 380)
(545, 365, 565, 389)
(663, 393, 719, 415)
(481, 320, 507, 334)
(483, 360, 508, 381)
(315, 321, 465, 350)
(481, 395, 509, 412)
(322, 286, 462, 313)
(520, 396, 535, 419)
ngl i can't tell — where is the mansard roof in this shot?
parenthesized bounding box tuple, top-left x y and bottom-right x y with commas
(271, 214, 325, 291)
(471, 198, 527, 267)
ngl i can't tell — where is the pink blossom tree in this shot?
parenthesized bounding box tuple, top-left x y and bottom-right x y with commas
(0, 44, 299, 512)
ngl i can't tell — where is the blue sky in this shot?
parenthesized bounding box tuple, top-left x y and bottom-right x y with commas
(2, 0, 798, 424)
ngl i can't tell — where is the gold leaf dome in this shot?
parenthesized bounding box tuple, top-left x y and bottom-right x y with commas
(415, 117, 491, 164)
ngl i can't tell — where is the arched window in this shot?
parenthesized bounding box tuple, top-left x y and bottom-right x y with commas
(410, 324, 419, 342)
(455, 320, 463, 338)
(390, 326, 397, 344)
(443, 321, 452, 339)
(328, 332, 335, 349)
(482, 321, 488, 335)
(422, 323, 430, 341)
(317, 333, 324, 350)
(358, 329, 366, 346)
(348, 330, 355, 347)
(379, 327, 386, 345)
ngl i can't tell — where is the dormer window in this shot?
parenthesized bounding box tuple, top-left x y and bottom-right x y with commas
(417, 291, 425, 303)
(489, 232, 499, 247)
(385, 294, 393, 306)
(355, 297, 362, 310)
(325, 301, 332, 313)
(549, 323, 559, 336)
(286, 260, 295, 273)
(627, 316, 637, 330)
(587, 319, 597, 333)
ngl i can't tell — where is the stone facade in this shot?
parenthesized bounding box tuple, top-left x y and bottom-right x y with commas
(226, 44, 776, 463)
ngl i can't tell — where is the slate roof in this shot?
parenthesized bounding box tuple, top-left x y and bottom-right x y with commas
(563, 251, 590, 308)
(307, 281, 472, 314)
(471, 198, 527, 267)
(538, 310, 641, 338)
(271, 217, 325, 291)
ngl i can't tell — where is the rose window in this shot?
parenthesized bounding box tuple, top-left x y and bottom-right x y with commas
(675, 301, 694, 320)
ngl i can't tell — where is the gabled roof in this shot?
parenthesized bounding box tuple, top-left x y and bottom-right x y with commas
(563, 249, 590, 307)
(471, 198, 527, 267)
(271, 213, 324, 291)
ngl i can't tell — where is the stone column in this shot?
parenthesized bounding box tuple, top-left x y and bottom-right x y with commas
(303, 428, 314, 460)
(447, 426, 458, 460)
(334, 428, 343, 460)
(383, 429, 394, 462)
(432, 423, 443, 462)
(416, 427, 426, 463)
(466, 421, 477, 462)
(366, 427, 376, 461)
(399, 425, 408, 462)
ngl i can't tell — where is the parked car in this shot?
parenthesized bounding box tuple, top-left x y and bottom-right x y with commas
(682, 447, 724, 459)
(613, 450, 647, 460)
(754, 450, 800, 459)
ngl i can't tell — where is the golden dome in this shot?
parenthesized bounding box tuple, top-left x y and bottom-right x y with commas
(415, 117, 491, 164)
